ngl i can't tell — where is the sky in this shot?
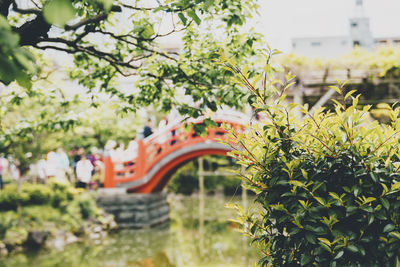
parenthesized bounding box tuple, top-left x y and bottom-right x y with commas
(256, 0, 400, 52)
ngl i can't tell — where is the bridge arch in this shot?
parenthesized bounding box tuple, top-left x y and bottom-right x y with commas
(125, 142, 230, 193)
(103, 113, 247, 193)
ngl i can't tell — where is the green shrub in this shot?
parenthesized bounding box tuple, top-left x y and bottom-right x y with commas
(0, 186, 29, 211)
(223, 52, 400, 266)
(51, 190, 68, 208)
(49, 181, 69, 193)
(0, 212, 18, 239)
(77, 193, 97, 219)
(0, 182, 79, 210)
(22, 184, 53, 205)
(0, 182, 105, 244)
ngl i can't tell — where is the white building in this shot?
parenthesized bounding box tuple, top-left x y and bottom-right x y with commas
(291, 0, 399, 57)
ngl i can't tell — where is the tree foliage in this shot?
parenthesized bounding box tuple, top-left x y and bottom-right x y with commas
(223, 50, 400, 266)
(1, 0, 262, 117)
(276, 46, 400, 79)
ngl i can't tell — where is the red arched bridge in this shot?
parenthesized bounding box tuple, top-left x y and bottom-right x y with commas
(103, 112, 247, 194)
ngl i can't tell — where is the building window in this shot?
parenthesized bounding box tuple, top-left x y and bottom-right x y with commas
(342, 40, 347, 46)
(311, 42, 321, 47)
(353, 40, 360, 47)
(393, 40, 400, 44)
(379, 40, 387, 44)
(292, 42, 296, 48)
(351, 22, 358, 28)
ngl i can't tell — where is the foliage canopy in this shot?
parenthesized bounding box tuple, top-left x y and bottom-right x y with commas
(1, 0, 261, 116)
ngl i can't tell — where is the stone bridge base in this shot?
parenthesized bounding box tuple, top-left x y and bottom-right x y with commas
(96, 189, 169, 228)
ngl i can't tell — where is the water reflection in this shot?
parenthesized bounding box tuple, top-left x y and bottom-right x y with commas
(1, 195, 261, 267)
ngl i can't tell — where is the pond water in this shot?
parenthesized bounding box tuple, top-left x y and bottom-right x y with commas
(1, 195, 262, 267)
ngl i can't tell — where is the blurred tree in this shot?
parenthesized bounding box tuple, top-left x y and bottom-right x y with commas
(0, 63, 144, 173)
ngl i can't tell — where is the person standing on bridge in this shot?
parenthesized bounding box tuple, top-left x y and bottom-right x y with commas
(126, 136, 138, 161)
(168, 105, 180, 145)
(143, 118, 153, 138)
(156, 116, 169, 153)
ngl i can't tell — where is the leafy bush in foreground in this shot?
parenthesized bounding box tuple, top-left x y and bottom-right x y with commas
(223, 52, 400, 266)
(0, 182, 101, 241)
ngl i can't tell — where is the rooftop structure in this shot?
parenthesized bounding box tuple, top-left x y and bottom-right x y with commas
(291, 0, 400, 57)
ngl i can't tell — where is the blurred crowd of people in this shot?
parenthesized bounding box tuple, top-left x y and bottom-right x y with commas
(0, 147, 104, 190)
(0, 108, 183, 190)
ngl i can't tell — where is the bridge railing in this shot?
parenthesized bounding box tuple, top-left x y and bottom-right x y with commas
(103, 112, 249, 188)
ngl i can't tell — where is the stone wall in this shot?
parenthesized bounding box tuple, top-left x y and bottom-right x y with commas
(96, 189, 170, 228)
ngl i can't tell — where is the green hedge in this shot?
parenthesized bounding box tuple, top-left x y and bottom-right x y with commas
(0, 182, 99, 241)
(0, 182, 82, 211)
(224, 52, 400, 266)
(0, 188, 29, 211)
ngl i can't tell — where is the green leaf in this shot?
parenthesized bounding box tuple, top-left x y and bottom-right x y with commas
(203, 118, 218, 127)
(317, 237, 331, 247)
(346, 245, 358, 253)
(0, 57, 17, 84)
(289, 180, 305, 187)
(242, 64, 249, 78)
(301, 169, 308, 179)
(391, 182, 400, 191)
(329, 192, 340, 200)
(319, 242, 332, 252)
(300, 254, 312, 266)
(380, 183, 388, 197)
(383, 224, 395, 233)
(187, 10, 201, 25)
(14, 50, 35, 73)
(15, 70, 32, 89)
(368, 215, 374, 225)
(141, 24, 154, 38)
(204, 0, 214, 10)
(353, 187, 360, 197)
(178, 13, 187, 25)
(381, 198, 390, 210)
(305, 232, 316, 244)
(314, 196, 326, 206)
(370, 172, 378, 183)
(344, 90, 357, 100)
(97, 0, 113, 11)
(43, 0, 76, 27)
(0, 15, 11, 30)
(329, 86, 342, 95)
(334, 250, 344, 260)
(388, 231, 400, 240)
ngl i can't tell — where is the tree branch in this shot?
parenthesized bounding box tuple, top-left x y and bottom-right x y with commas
(65, 5, 120, 30)
(16, 14, 51, 46)
(121, 3, 195, 12)
(12, 2, 40, 15)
